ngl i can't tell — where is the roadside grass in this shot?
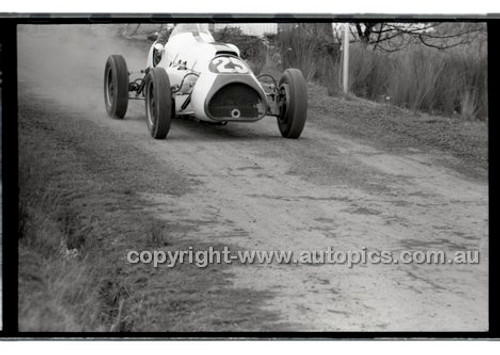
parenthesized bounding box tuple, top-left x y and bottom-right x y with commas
(273, 25, 487, 121)
(275, 26, 319, 82)
(18, 97, 282, 331)
(258, 33, 487, 180)
(19, 126, 109, 331)
(305, 81, 488, 181)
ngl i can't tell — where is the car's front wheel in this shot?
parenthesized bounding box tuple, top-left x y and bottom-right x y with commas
(145, 68, 173, 139)
(277, 68, 308, 139)
(104, 55, 129, 119)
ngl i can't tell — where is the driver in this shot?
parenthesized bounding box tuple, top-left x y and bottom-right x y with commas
(153, 28, 170, 50)
(152, 27, 172, 66)
(152, 24, 214, 65)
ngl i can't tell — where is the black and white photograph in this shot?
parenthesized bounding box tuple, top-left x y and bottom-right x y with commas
(12, 19, 489, 333)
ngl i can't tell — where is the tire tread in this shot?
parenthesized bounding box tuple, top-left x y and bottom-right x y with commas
(277, 68, 308, 139)
(104, 55, 129, 119)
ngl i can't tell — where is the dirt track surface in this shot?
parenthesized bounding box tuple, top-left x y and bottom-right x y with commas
(18, 25, 488, 331)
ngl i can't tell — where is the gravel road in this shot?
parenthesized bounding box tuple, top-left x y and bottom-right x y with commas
(17, 25, 488, 331)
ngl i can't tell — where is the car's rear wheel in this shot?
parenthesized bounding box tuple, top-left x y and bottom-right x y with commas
(145, 68, 173, 139)
(104, 55, 129, 119)
(277, 68, 308, 139)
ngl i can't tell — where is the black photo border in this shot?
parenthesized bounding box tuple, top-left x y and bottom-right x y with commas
(0, 13, 497, 339)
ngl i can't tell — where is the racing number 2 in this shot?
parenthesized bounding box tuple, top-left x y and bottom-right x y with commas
(212, 57, 249, 74)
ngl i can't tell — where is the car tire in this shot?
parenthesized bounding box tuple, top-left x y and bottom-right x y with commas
(145, 67, 173, 139)
(277, 68, 308, 139)
(104, 55, 129, 119)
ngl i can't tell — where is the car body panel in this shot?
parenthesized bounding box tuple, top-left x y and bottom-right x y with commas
(146, 25, 269, 122)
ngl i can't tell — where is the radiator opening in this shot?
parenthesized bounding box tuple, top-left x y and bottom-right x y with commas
(208, 83, 266, 119)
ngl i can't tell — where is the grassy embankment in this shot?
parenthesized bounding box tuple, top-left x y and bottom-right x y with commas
(18, 97, 279, 331)
(274, 24, 487, 121)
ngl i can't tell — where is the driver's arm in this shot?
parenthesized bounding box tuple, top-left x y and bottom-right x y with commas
(155, 29, 170, 47)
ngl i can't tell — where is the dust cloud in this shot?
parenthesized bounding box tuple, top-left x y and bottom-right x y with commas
(17, 25, 150, 116)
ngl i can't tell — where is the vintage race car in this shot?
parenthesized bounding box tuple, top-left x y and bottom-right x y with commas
(104, 24, 307, 139)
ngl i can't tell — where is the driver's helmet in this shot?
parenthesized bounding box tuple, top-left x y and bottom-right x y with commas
(170, 23, 214, 42)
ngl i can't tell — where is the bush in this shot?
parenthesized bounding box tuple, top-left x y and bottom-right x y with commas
(275, 25, 319, 81)
(388, 48, 447, 112)
(274, 25, 487, 120)
(348, 44, 393, 100)
(383, 46, 487, 119)
(274, 24, 342, 93)
(316, 52, 342, 96)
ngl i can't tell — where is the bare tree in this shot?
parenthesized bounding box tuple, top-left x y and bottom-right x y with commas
(348, 22, 486, 52)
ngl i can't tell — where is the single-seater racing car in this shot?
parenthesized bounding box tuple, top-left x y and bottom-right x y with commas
(104, 23, 308, 139)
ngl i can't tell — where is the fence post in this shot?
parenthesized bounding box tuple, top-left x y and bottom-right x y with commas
(343, 23, 350, 94)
